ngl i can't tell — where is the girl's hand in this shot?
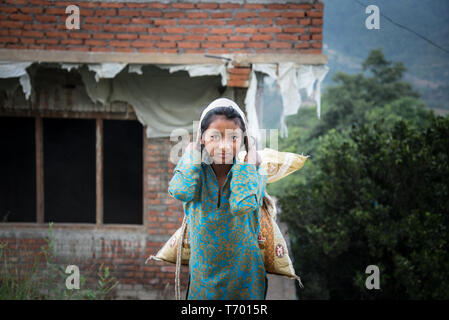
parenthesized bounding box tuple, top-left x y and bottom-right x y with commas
(244, 137, 261, 168)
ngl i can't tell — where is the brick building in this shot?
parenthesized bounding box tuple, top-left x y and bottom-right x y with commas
(0, 0, 327, 299)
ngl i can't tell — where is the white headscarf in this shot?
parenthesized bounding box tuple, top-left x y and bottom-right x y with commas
(196, 97, 251, 149)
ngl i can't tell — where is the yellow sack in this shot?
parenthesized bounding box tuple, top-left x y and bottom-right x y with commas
(237, 148, 309, 183)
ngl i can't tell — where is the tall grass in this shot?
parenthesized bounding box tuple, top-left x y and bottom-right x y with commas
(0, 222, 118, 300)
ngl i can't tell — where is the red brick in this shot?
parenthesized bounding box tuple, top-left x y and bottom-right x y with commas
(252, 34, 273, 41)
(309, 27, 323, 33)
(23, 31, 44, 37)
(70, 32, 91, 39)
(139, 35, 160, 41)
(266, 4, 288, 10)
(85, 40, 107, 46)
(116, 34, 138, 40)
(84, 17, 107, 24)
(162, 35, 183, 41)
(178, 42, 200, 48)
(196, 3, 218, 10)
(312, 34, 323, 40)
(243, 4, 264, 9)
(21, 38, 35, 45)
(142, 11, 163, 17)
(314, 3, 325, 10)
(96, 9, 116, 16)
(37, 38, 59, 45)
(203, 19, 226, 26)
(312, 19, 323, 25)
(300, 18, 311, 25)
(172, 3, 194, 9)
(224, 42, 244, 48)
(211, 12, 232, 19)
(165, 27, 186, 34)
(211, 28, 233, 34)
(119, 10, 140, 17)
(61, 39, 83, 45)
(131, 18, 152, 24)
(126, 3, 147, 8)
(295, 42, 310, 49)
(219, 4, 240, 9)
(277, 19, 299, 25)
(228, 20, 248, 26)
(45, 8, 66, 15)
(207, 35, 227, 42)
(228, 35, 249, 42)
(109, 18, 130, 24)
(259, 11, 280, 18)
(100, 3, 124, 8)
(249, 19, 272, 25)
(269, 42, 292, 48)
(126, 26, 146, 32)
(282, 11, 305, 18)
(191, 28, 210, 34)
(235, 27, 258, 34)
(0, 7, 18, 14)
(20, 7, 43, 14)
(154, 19, 176, 26)
(259, 27, 282, 33)
(311, 42, 322, 48)
(277, 34, 298, 41)
(228, 67, 251, 75)
(93, 33, 114, 40)
(283, 27, 306, 33)
(104, 25, 126, 32)
(111, 40, 130, 47)
(132, 41, 154, 48)
(306, 11, 324, 18)
(185, 35, 206, 41)
(289, 4, 313, 10)
(164, 12, 185, 18)
(90, 47, 112, 52)
(35, 15, 58, 23)
(246, 42, 267, 48)
(187, 12, 208, 19)
(227, 79, 248, 87)
(201, 42, 222, 48)
(46, 31, 68, 38)
(301, 48, 321, 54)
(149, 3, 169, 9)
(155, 42, 176, 48)
(179, 19, 202, 25)
(0, 37, 18, 44)
(10, 14, 33, 21)
(235, 12, 256, 19)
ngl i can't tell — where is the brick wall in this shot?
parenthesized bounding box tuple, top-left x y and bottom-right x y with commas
(0, 0, 323, 54)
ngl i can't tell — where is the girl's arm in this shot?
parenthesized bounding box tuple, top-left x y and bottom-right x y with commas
(229, 161, 267, 217)
(168, 143, 202, 203)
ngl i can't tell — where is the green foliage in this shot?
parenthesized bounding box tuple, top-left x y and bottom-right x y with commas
(0, 222, 118, 300)
(272, 49, 449, 299)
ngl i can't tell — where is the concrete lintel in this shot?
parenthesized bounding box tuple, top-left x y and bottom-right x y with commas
(0, 49, 327, 66)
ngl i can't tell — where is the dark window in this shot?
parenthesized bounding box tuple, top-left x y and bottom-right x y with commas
(43, 118, 96, 223)
(0, 117, 36, 222)
(103, 120, 143, 224)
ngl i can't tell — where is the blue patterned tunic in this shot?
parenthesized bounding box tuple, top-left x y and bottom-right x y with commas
(168, 148, 267, 300)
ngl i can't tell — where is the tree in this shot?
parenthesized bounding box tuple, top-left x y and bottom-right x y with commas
(270, 49, 449, 299)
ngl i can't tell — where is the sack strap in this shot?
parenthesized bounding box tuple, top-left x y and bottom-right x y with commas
(175, 215, 187, 300)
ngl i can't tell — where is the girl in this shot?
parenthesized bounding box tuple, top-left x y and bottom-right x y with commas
(168, 97, 268, 300)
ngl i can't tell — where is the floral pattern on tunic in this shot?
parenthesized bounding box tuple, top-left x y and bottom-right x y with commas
(168, 148, 267, 300)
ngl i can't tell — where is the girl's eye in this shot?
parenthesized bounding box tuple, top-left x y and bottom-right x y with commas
(211, 134, 220, 140)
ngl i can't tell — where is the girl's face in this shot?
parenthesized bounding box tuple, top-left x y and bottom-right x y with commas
(201, 115, 244, 165)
